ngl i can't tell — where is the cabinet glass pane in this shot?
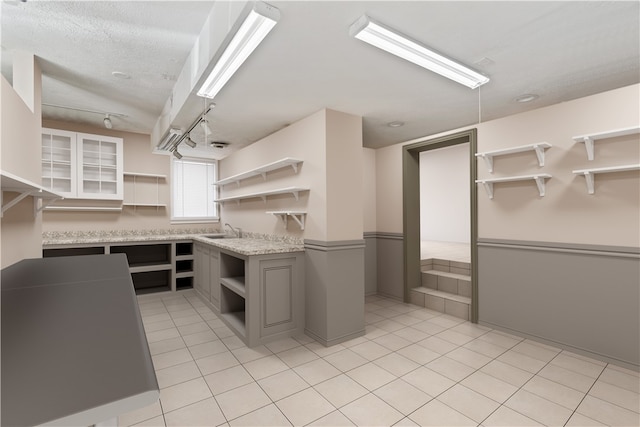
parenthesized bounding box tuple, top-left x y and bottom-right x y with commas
(52, 178, 72, 193)
(42, 131, 74, 195)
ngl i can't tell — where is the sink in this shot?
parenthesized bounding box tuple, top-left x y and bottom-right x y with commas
(200, 234, 231, 239)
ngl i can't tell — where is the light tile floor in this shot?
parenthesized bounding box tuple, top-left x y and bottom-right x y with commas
(421, 241, 470, 264)
(120, 291, 640, 427)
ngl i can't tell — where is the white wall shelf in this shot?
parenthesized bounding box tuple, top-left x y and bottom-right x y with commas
(476, 143, 551, 173)
(215, 158, 303, 186)
(123, 172, 168, 179)
(215, 187, 309, 204)
(573, 126, 640, 161)
(43, 206, 123, 212)
(572, 164, 640, 194)
(476, 174, 552, 199)
(123, 171, 167, 210)
(123, 203, 167, 208)
(1, 170, 64, 217)
(267, 211, 307, 230)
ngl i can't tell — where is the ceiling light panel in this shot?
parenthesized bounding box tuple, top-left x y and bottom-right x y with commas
(350, 15, 489, 89)
(197, 2, 280, 99)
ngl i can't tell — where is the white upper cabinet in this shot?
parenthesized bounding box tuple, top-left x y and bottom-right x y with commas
(42, 128, 124, 200)
(41, 128, 77, 198)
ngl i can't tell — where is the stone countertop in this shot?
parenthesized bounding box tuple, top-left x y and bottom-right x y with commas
(192, 236, 304, 256)
(43, 233, 304, 256)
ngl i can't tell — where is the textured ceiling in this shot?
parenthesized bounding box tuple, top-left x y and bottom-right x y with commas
(1, 1, 639, 154)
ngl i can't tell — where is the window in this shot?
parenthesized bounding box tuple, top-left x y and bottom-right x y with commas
(172, 157, 218, 222)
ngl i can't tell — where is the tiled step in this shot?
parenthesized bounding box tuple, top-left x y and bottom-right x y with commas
(421, 269, 471, 298)
(410, 287, 471, 320)
(421, 258, 470, 276)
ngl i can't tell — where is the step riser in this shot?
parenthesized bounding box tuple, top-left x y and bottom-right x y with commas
(421, 258, 470, 276)
(422, 272, 471, 298)
(410, 290, 470, 321)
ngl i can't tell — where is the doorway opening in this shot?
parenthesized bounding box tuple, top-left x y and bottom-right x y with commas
(402, 129, 478, 322)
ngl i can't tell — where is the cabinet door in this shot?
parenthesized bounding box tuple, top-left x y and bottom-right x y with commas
(76, 133, 123, 200)
(259, 257, 297, 335)
(209, 249, 220, 309)
(41, 128, 77, 198)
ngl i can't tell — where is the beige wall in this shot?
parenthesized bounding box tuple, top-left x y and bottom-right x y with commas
(219, 109, 325, 239)
(1, 57, 43, 268)
(220, 108, 364, 242)
(325, 109, 363, 241)
(363, 148, 377, 232)
(41, 120, 204, 233)
(376, 84, 640, 247)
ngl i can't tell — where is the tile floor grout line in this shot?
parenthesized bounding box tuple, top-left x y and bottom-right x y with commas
(560, 359, 607, 426)
(131, 291, 638, 427)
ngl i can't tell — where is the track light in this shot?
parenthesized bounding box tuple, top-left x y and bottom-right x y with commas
(350, 15, 489, 89)
(200, 119, 212, 136)
(172, 149, 183, 159)
(184, 136, 197, 148)
(103, 114, 113, 129)
(197, 2, 280, 99)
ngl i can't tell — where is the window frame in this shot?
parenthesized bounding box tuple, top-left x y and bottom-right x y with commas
(170, 156, 219, 224)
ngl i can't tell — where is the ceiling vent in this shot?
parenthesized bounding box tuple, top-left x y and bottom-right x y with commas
(211, 141, 230, 149)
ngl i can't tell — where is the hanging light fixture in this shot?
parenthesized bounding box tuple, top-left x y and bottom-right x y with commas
(184, 136, 197, 148)
(172, 149, 183, 159)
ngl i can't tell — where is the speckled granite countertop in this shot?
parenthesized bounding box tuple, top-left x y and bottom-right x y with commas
(192, 236, 304, 256)
(43, 229, 304, 256)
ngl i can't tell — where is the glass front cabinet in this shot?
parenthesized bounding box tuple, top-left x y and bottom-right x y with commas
(42, 128, 123, 200)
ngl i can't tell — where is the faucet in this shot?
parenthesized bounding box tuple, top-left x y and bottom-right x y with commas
(225, 223, 242, 238)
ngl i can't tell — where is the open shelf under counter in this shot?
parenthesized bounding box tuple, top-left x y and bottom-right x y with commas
(215, 158, 303, 186)
(476, 174, 552, 199)
(220, 277, 246, 297)
(215, 187, 309, 204)
(476, 143, 551, 173)
(221, 311, 246, 336)
(572, 164, 640, 194)
(573, 126, 640, 160)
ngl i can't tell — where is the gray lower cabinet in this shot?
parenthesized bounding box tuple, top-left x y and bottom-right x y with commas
(195, 245, 304, 347)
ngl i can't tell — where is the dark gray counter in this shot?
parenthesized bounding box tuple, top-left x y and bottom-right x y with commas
(1, 254, 159, 426)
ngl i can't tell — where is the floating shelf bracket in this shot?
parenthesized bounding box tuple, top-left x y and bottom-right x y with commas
(573, 126, 640, 161)
(572, 164, 640, 194)
(267, 211, 306, 230)
(475, 143, 552, 173)
(476, 174, 552, 199)
(1, 170, 64, 217)
(2, 190, 33, 215)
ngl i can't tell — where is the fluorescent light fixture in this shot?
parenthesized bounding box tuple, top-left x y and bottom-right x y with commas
(350, 15, 489, 89)
(197, 2, 280, 99)
(158, 128, 184, 151)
